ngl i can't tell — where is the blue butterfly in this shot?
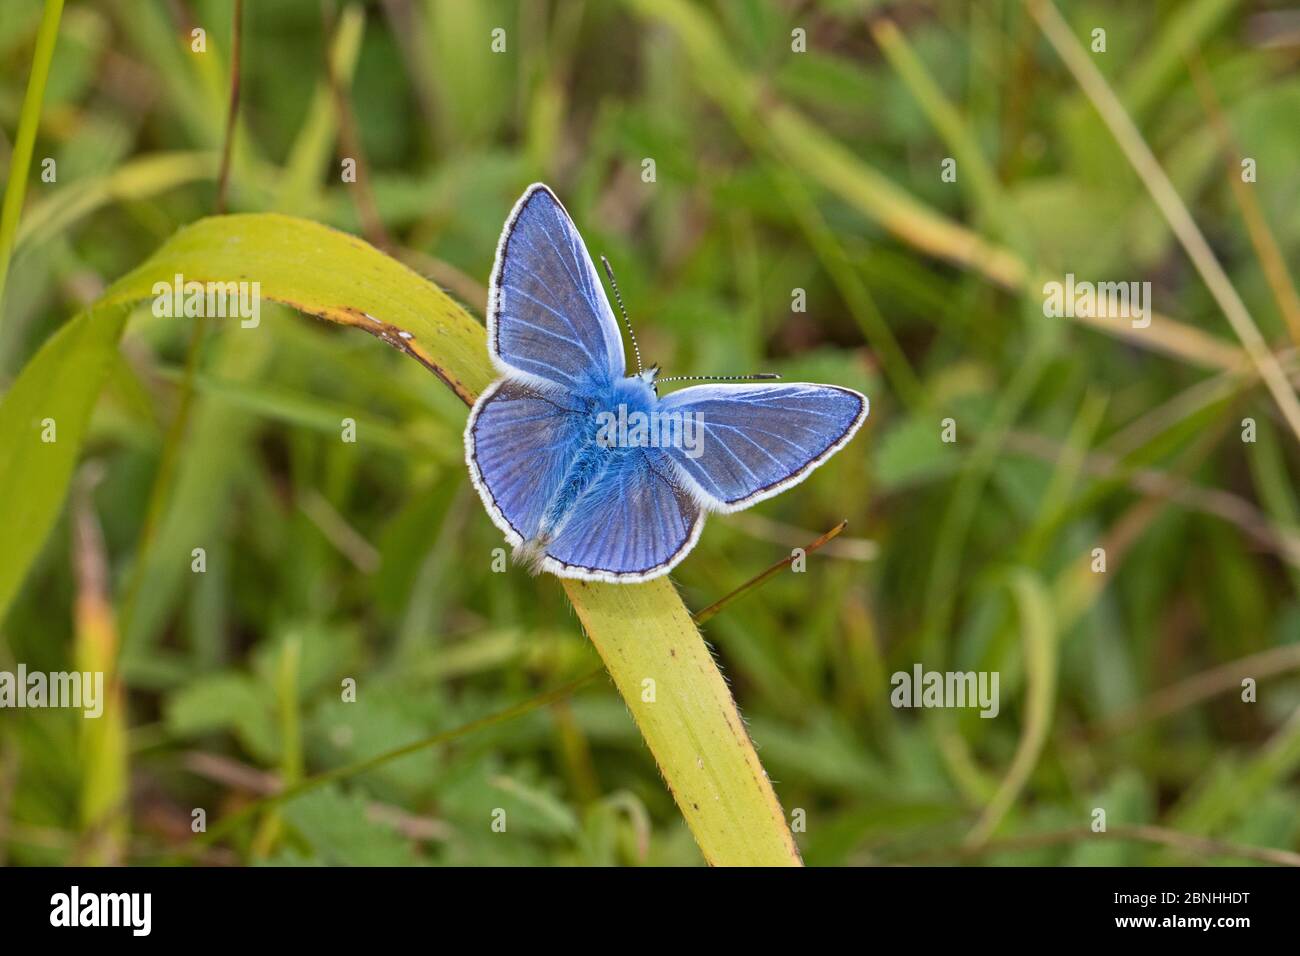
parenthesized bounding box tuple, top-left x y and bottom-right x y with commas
(465, 184, 868, 583)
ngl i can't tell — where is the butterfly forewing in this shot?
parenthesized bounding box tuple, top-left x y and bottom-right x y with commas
(489, 184, 626, 391)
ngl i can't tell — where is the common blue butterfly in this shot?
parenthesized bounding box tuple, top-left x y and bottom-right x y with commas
(465, 184, 868, 583)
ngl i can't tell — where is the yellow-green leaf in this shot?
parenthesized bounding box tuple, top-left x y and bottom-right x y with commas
(0, 309, 127, 618)
(99, 213, 494, 405)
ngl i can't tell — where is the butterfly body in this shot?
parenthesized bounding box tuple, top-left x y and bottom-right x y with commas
(466, 184, 869, 583)
(511, 371, 674, 568)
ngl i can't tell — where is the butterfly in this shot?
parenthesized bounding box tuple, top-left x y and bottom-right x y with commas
(464, 184, 868, 583)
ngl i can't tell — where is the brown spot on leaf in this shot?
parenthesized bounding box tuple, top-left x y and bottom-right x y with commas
(276, 299, 476, 406)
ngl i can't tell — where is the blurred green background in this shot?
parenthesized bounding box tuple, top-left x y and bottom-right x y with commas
(1, 0, 1299, 866)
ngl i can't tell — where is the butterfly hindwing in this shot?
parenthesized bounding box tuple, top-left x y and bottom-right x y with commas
(465, 379, 586, 546)
(540, 447, 703, 582)
(657, 383, 868, 512)
(488, 184, 626, 392)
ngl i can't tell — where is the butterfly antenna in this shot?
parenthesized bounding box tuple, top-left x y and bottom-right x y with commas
(600, 255, 642, 375)
(656, 372, 782, 384)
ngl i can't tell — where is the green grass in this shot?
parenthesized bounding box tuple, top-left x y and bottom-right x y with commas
(0, 0, 1298, 867)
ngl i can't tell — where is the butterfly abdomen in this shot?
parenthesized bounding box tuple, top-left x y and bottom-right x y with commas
(516, 418, 615, 570)
(540, 440, 608, 530)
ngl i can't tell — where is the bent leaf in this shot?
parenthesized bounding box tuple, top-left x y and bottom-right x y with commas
(99, 214, 493, 405)
(0, 212, 802, 866)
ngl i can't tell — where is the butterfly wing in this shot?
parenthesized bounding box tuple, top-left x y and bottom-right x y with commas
(539, 448, 704, 583)
(465, 379, 586, 546)
(657, 383, 868, 512)
(488, 184, 626, 392)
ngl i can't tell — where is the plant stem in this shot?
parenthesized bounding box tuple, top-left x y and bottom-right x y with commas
(214, 0, 243, 214)
(0, 0, 65, 322)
